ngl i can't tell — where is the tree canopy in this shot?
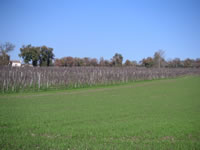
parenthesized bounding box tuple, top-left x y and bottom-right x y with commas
(19, 45, 54, 66)
(111, 53, 123, 66)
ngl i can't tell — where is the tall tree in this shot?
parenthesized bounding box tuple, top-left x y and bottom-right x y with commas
(19, 45, 40, 66)
(111, 53, 123, 66)
(40, 46, 54, 66)
(132, 61, 137, 67)
(124, 59, 132, 66)
(31, 47, 40, 66)
(99, 57, 111, 66)
(19, 45, 54, 66)
(0, 42, 15, 66)
(74, 57, 84, 66)
(83, 57, 90, 66)
(141, 57, 154, 68)
(90, 58, 98, 66)
(168, 58, 182, 68)
(195, 58, 200, 68)
(183, 58, 193, 68)
(19, 45, 32, 64)
(153, 50, 165, 68)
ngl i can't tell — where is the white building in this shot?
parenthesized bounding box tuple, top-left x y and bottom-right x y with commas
(10, 60, 21, 67)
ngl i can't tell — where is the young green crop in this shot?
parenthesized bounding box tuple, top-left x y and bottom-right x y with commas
(0, 76, 200, 149)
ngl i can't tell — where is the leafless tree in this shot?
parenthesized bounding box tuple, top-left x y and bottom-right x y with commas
(0, 42, 15, 66)
(154, 50, 165, 68)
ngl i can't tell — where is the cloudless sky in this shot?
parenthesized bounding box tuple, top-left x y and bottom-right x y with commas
(0, 0, 200, 62)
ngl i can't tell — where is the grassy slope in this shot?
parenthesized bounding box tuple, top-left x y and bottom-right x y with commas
(0, 76, 200, 150)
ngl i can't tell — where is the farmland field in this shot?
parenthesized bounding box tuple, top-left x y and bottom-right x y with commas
(0, 76, 200, 149)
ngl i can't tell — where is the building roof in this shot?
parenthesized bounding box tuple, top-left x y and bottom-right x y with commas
(10, 60, 21, 63)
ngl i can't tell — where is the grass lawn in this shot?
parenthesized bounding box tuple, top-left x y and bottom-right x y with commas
(0, 76, 200, 150)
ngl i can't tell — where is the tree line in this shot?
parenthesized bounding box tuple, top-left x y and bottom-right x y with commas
(0, 42, 200, 68)
(54, 53, 124, 67)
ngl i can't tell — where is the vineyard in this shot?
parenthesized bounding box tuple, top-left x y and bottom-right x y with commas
(0, 66, 200, 93)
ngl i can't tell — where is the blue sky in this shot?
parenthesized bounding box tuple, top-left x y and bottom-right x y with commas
(0, 0, 200, 62)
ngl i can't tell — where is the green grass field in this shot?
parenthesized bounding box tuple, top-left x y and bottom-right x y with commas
(0, 76, 200, 150)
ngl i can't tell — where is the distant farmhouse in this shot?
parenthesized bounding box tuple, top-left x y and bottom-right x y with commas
(9, 60, 21, 67)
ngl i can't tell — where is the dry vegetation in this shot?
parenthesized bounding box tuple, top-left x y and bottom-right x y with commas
(0, 66, 200, 93)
